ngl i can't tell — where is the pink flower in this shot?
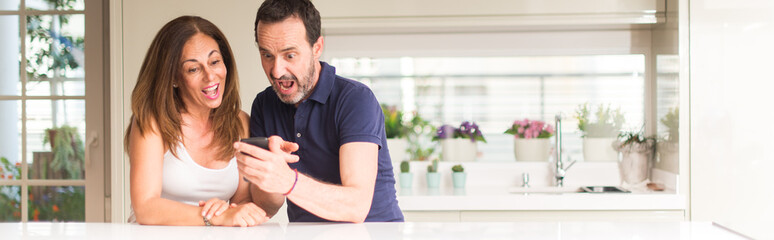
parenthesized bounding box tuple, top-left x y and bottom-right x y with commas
(545, 124, 554, 134)
(533, 121, 544, 131)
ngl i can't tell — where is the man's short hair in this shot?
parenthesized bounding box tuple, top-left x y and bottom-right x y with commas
(254, 0, 321, 46)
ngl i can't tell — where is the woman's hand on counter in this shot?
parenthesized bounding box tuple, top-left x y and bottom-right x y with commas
(199, 198, 233, 220)
(210, 202, 269, 227)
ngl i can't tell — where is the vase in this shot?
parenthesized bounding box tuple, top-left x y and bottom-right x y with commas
(513, 138, 551, 162)
(441, 138, 477, 162)
(399, 172, 413, 189)
(426, 172, 440, 188)
(452, 172, 467, 188)
(656, 141, 679, 173)
(617, 142, 653, 186)
(386, 138, 408, 162)
(583, 137, 618, 162)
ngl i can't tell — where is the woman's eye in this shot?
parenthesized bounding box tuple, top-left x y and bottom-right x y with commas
(188, 67, 198, 73)
(211, 60, 221, 65)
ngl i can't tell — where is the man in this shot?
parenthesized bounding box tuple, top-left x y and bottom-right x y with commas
(233, 0, 404, 223)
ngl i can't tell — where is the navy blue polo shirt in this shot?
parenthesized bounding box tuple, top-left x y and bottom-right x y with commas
(250, 61, 404, 222)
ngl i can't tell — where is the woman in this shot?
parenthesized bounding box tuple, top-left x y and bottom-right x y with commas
(124, 16, 264, 226)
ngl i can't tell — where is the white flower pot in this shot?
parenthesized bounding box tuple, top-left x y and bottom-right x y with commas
(386, 138, 408, 162)
(513, 138, 551, 162)
(441, 139, 477, 162)
(618, 151, 651, 186)
(583, 137, 618, 162)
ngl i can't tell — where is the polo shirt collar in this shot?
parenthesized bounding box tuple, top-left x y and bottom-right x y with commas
(307, 61, 334, 105)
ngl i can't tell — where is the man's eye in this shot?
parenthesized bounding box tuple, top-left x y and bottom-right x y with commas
(287, 54, 295, 59)
(263, 53, 273, 58)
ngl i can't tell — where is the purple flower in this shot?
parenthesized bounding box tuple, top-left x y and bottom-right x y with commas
(437, 125, 455, 139)
(435, 121, 487, 143)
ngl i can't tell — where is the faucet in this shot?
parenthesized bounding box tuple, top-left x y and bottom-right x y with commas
(554, 113, 576, 187)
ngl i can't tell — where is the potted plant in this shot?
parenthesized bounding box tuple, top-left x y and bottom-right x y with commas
(399, 160, 413, 189)
(451, 164, 466, 188)
(0, 156, 22, 221)
(614, 131, 656, 187)
(382, 104, 409, 162)
(406, 113, 437, 161)
(575, 103, 625, 162)
(504, 119, 554, 162)
(433, 121, 486, 162)
(425, 159, 440, 188)
(43, 125, 85, 179)
(656, 108, 679, 173)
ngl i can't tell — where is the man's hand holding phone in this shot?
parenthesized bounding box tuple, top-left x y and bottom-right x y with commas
(234, 136, 300, 194)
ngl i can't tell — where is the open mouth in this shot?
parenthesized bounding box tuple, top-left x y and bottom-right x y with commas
(202, 83, 220, 100)
(276, 80, 296, 92)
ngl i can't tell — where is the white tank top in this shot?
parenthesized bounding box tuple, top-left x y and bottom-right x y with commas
(160, 143, 239, 205)
(128, 143, 239, 223)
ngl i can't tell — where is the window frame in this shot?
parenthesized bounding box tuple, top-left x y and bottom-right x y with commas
(0, 0, 107, 222)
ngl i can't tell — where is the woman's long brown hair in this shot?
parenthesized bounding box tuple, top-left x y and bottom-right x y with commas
(125, 16, 243, 161)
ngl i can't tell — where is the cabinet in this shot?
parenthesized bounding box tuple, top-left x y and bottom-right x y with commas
(315, 0, 664, 34)
(404, 210, 685, 222)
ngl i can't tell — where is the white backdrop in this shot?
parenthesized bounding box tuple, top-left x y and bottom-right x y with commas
(689, 0, 774, 238)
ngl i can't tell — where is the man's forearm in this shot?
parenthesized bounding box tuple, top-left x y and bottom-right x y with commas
(286, 173, 374, 223)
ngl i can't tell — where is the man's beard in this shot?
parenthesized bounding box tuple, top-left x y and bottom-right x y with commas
(272, 60, 316, 105)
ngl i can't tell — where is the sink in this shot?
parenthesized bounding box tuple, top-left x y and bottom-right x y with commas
(508, 186, 583, 194)
(579, 186, 630, 193)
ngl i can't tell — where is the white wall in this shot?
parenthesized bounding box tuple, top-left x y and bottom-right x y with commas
(689, 0, 774, 238)
(121, 0, 270, 119)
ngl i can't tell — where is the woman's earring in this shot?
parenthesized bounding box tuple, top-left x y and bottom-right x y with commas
(173, 83, 178, 88)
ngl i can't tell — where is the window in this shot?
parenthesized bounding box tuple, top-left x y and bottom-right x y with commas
(0, 0, 104, 222)
(332, 55, 646, 162)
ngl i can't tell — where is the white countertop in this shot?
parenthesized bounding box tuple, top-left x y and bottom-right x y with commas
(2, 222, 745, 239)
(397, 186, 686, 211)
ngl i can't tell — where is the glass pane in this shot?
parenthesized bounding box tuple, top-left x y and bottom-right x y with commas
(655, 54, 680, 173)
(0, 1, 20, 11)
(26, 14, 85, 96)
(26, 100, 85, 180)
(0, 186, 22, 222)
(333, 55, 645, 162)
(0, 15, 21, 96)
(25, 0, 84, 11)
(28, 186, 84, 222)
(0, 100, 22, 171)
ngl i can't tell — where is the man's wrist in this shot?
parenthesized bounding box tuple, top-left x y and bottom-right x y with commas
(283, 168, 299, 196)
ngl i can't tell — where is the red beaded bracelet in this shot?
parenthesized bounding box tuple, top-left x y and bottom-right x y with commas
(283, 169, 298, 196)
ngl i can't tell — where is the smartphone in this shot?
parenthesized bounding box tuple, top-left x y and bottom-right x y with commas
(239, 137, 270, 183)
(240, 137, 269, 150)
